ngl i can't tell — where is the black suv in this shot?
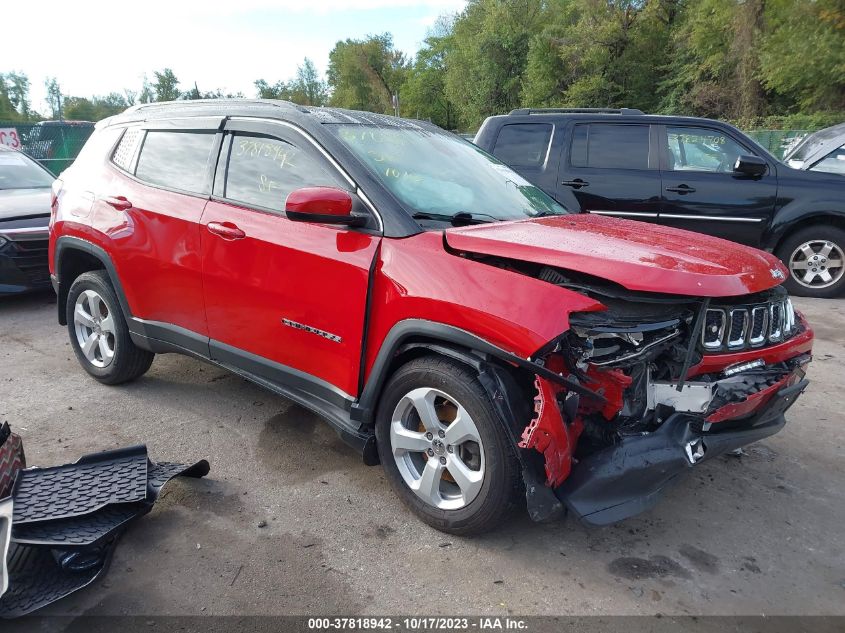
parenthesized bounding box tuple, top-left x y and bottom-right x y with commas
(474, 108, 845, 298)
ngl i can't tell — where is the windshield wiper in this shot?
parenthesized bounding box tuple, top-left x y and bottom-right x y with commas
(412, 211, 496, 226)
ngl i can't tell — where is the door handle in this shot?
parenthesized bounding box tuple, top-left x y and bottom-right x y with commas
(101, 195, 132, 210)
(207, 221, 246, 240)
(665, 184, 696, 194)
(561, 179, 589, 189)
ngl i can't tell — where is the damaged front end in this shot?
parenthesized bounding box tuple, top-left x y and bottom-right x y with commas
(516, 272, 813, 525)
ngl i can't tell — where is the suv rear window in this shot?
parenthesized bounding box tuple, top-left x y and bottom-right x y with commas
(571, 124, 650, 170)
(492, 124, 552, 167)
(135, 131, 215, 194)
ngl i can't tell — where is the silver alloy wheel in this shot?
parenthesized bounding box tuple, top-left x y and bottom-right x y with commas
(73, 289, 116, 368)
(390, 387, 485, 510)
(789, 239, 845, 289)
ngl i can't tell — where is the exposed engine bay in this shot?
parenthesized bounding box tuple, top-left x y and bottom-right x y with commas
(518, 266, 811, 490)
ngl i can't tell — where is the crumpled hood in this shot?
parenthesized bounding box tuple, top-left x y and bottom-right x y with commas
(0, 188, 50, 221)
(444, 214, 787, 297)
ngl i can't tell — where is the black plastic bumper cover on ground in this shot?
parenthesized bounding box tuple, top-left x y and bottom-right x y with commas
(555, 379, 808, 526)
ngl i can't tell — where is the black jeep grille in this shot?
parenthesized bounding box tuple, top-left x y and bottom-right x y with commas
(701, 296, 796, 353)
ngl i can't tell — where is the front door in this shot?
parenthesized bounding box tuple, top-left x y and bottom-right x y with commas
(657, 125, 776, 247)
(200, 120, 381, 398)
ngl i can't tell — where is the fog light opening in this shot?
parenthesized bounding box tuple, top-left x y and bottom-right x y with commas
(685, 438, 706, 464)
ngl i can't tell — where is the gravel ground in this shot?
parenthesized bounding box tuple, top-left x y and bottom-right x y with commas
(0, 292, 843, 617)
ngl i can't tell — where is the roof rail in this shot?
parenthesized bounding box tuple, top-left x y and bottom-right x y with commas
(508, 107, 645, 116)
(121, 98, 301, 116)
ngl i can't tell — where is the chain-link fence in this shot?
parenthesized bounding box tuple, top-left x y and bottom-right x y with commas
(744, 129, 811, 159)
(0, 121, 95, 175)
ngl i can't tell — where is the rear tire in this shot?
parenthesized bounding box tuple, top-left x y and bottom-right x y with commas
(375, 356, 521, 535)
(776, 225, 845, 298)
(66, 271, 154, 385)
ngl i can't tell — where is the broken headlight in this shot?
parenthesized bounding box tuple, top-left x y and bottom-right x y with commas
(567, 299, 693, 368)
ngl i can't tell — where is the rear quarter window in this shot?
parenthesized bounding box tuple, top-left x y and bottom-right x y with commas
(111, 128, 142, 172)
(135, 130, 216, 194)
(492, 124, 553, 167)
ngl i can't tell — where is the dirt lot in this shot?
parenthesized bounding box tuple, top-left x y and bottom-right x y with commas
(0, 292, 843, 617)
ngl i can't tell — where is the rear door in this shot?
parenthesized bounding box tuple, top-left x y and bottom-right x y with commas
(94, 119, 221, 346)
(657, 124, 776, 246)
(558, 122, 662, 223)
(200, 119, 381, 398)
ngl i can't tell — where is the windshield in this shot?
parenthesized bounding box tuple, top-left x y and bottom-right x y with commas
(328, 124, 568, 224)
(0, 151, 54, 189)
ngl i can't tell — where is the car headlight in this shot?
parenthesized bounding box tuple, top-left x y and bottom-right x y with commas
(0, 236, 7, 247)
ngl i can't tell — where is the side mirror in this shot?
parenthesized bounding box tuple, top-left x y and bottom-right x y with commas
(285, 187, 365, 227)
(734, 155, 767, 177)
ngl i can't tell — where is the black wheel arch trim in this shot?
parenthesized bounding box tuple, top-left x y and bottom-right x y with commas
(765, 208, 845, 252)
(351, 319, 605, 426)
(54, 236, 134, 327)
(360, 324, 566, 522)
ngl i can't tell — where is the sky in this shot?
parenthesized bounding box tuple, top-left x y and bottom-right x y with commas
(1, 0, 467, 115)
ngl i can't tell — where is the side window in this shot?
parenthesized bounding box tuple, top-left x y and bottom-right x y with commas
(570, 124, 650, 170)
(810, 146, 845, 176)
(221, 133, 341, 213)
(135, 131, 216, 194)
(492, 124, 552, 167)
(666, 126, 751, 173)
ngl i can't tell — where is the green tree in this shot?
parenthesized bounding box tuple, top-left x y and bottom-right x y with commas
(45, 77, 63, 119)
(759, 0, 845, 112)
(327, 34, 408, 112)
(257, 58, 328, 106)
(293, 58, 328, 106)
(152, 68, 181, 102)
(255, 79, 292, 100)
(443, 0, 547, 128)
(0, 76, 20, 121)
(139, 75, 155, 104)
(401, 16, 458, 128)
(63, 96, 98, 121)
(521, 0, 674, 112)
(0, 72, 34, 120)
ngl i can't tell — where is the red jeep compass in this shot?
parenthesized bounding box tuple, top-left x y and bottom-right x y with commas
(49, 100, 814, 534)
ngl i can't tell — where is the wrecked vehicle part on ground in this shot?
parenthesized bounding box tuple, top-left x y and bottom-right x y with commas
(0, 434, 209, 618)
(493, 267, 814, 524)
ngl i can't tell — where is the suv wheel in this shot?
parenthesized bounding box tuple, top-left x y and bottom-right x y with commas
(67, 271, 154, 384)
(777, 226, 845, 298)
(375, 356, 521, 535)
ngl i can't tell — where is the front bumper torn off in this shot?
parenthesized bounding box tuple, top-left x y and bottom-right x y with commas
(554, 375, 808, 525)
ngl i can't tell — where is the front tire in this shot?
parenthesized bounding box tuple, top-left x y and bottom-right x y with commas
(375, 356, 521, 535)
(66, 271, 154, 385)
(776, 225, 845, 298)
